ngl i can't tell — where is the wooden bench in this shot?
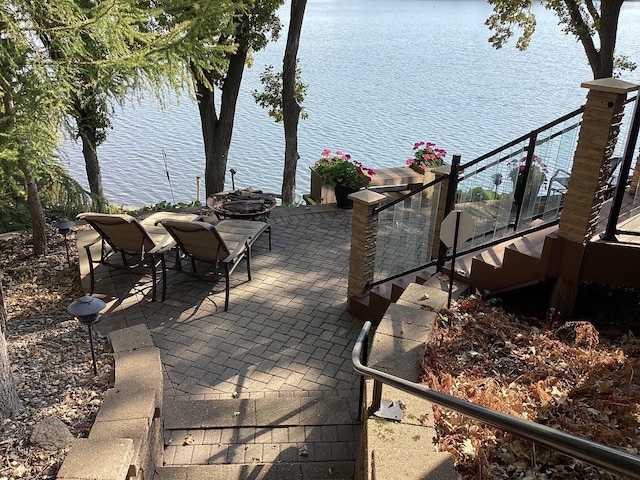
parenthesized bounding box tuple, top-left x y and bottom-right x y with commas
(306, 166, 425, 205)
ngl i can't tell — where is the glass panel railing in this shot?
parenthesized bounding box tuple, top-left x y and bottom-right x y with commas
(373, 182, 441, 283)
(454, 140, 526, 250)
(455, 112, 583, 246)
(519, 116, 582, 228)
(368, 96, 639, 285)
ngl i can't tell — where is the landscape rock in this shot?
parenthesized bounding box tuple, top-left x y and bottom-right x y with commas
(30, 417, 74, 449)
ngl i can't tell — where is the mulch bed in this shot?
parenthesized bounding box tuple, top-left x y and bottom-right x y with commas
(1, 226, 112, 480)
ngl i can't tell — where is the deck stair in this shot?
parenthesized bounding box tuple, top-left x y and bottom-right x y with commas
(153, 396, 360, 480)
(353, 224, 562, 321)
(351, 264, 439, 323)
(454, 224, 560, 295)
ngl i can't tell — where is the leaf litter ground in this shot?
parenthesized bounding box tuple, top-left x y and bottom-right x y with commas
(419, 292, 640, 479)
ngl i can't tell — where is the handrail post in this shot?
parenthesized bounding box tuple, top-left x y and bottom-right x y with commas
(354, 329, 369, 421)
(436, 154, 461, 272)
(370, 379, 383, 416)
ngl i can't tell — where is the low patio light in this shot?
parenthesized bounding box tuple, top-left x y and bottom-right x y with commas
(53, 218, 75, 266)
(230, 167, 238, 190)
(67, 295, 106, 375)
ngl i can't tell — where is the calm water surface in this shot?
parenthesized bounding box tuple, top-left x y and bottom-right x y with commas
(61, 0, 640, 206)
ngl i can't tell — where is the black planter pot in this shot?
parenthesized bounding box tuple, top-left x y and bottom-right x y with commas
(334, 185, 357, 209)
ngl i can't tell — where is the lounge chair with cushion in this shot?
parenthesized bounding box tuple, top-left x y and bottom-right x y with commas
(158, 219, 272, 311)
(77, 212, 199, 301)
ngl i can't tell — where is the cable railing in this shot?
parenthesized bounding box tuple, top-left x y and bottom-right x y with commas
(352, 321, 640, 479)
(371, 94, 638, 287)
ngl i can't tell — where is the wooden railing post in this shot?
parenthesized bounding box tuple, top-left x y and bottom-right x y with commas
(552, 78, 638, 316)
(347, 190, 386, 307)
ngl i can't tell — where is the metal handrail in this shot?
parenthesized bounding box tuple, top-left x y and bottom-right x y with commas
(353, 321, 640, 479)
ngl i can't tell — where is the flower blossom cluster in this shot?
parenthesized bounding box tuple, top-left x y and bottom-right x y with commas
(314, 149, 376, 189)
(507, 154, 549, 175)
(406, 141, 447, 170)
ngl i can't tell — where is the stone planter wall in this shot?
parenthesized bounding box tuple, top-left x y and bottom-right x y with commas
(309, 167, 337, 204)
(57, 324, 163, 480)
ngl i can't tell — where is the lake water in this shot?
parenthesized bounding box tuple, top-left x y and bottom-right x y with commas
(60, 0, 640, 206)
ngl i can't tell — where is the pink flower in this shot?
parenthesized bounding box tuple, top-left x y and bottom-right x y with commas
(314, 149, 376, 189)
(409, 141, 447, 169)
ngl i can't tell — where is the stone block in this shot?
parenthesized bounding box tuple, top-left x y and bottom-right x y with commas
(57, 438, 134, 480)
(368, 333, 422, 381)
(113, 347, 163, 408)
(109, 324, 155, 353)
(89, 418, 150, 478)
(368, 421, 455, 480)
(375, 303, 435, 340)
(95, 387, 156, 425)
(396, 280, 463, 312)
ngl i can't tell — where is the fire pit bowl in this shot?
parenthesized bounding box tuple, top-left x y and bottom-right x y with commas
(208, 189, 277, 221)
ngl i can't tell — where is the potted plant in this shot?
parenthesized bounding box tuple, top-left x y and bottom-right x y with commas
(507, 154, 549, 213)
(406, 141, 447, 172)
(313, 149, 376, 209)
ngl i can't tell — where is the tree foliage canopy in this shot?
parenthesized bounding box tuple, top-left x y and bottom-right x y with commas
(252, 64, 308, 123)
(485, 0, 634, 79)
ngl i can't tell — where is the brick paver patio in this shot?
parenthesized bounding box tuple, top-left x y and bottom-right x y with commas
(80, 205, 364, 402)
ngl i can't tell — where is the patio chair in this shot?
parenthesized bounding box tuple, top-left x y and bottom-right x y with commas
(544, 156, 622, 208)
(158, 219, 272, 311)
(77, 212, 199, 301)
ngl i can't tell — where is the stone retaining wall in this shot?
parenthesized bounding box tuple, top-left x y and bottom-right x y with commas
(57, 324, 163, 480)
(357, 281, 460, 480)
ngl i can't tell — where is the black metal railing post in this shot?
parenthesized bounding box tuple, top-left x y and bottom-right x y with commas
(436, 154, 461, 272)
(604, 95, 640, 240)
(370, 380, 383, 416)
(513, 133, 538, 229)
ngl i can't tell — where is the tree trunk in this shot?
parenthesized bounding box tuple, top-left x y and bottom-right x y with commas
(595, 0, 624, 79)
(194, 70, 219, 197)
(197, 48, 248, 197)
(78, 123, 107, 211)
(18, 159, 47, 256)
(281, 0, 307, 206)
(0, 279, 22, 419)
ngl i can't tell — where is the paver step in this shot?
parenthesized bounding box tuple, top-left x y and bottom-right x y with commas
(163, 423, 359, 467)
(163, 397, 359, 430)
(154, 461, 355, 479)
(162, 397, 361, 471)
